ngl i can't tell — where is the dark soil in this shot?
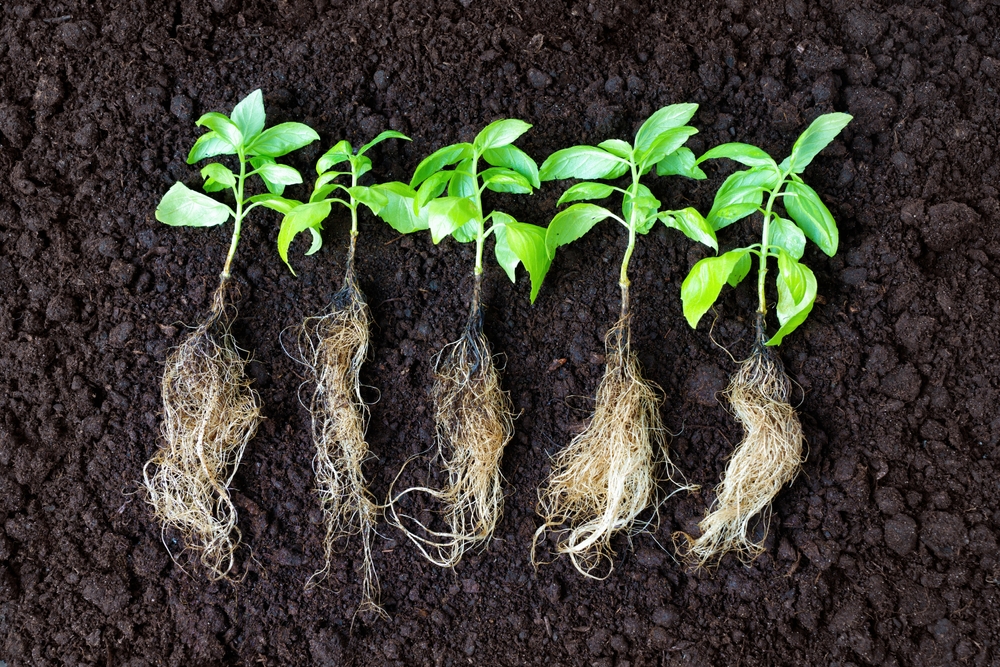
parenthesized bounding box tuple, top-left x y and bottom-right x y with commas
(2, 0, 1000, 664)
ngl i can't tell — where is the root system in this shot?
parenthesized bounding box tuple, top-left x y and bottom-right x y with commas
(533, 292, 690, 578)
(390, 277, 514, 567)
(676, 315, 804, 568)
(143, 283, 262, 579)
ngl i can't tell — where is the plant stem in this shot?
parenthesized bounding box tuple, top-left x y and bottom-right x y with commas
(618, 160, 640, 318)
(757, 171, 789, 315)
(221, 152, 247, 281)
(346, 168, 360, 285)
(473, 152, 485, 277)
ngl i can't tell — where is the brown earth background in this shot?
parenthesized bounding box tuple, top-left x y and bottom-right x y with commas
(2, 0, 1000, 664)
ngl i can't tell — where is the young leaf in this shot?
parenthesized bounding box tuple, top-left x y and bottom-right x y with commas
(556, 182, 616, 205)
(372, 182, 430, 233)
(447, 159, 477, 198)
(474, 119, 532, 152)
(481, 167, 533, 194)
(633, 103, 699, 156)
(656, 148, 707, 180)
(410, 143, 474, 187)
(250, 156, 286, 195)
(727, 252, 752, 287)
(201, 163, 236, 188)
(784, 112, 853, 174)
(416, 170, 455, 208)
(352, 155, 373, 179)
(187, 132, 237, 164)
(783, 181, 838, 256)
(767, 249, 818, 345)
(357, 130, 410, 156)
(680, 249, 751, 328)
(482, 145, 540, 188)
(249, 193, 301, 215)
(156, 182, 232, 227)
(659, 208, 718, 251)
(196, 112, 243, 150)
(544, 203, 614, 258)
(636, 126, 698, 172)
(706, 167, 781, 229)
(426, 196, 478, 243)
(277, 201, 332, 274)
(202, 178, 229, 193)
(451, 220, 479, 243)
(246, 122, 320, 158)
(230, 90, 266, 141)
(317, 140, 353, 173)
(253, 162, 303, 186)
(622, 184, 660, 233)
(539, 146, 629, 181)
(597, 139, 633, 159)
(769, 216, 806, 259)
(348, 185, 390, 215)
(502, 220, 551, 303)
(697, 142, 777, 169)
(492, 221, 521, 283)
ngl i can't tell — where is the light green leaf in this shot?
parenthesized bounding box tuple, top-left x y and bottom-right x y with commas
(556, 182, 616, 205)
(348, 185, 389, 215)
(358, 130, 410, 156)
(634, 103, 699, 156)
(277, 201, 332, 274)
(253, 162, 303, 186)
(410, 143, 474, 187)
(248, 193, 301, 214)
(597, 139, 632, 159)
(767, 249, 818, 345)
(482, 145, 540, 188)
(623, 184, 661, 233)
(474, 119, 532, 152)
(783, 181, 838, 256)
(769, 216, 806, 259)
(371, 182, 430, 233)
(249, 156, 285, 195)
(416, 170, 454, 208)
(491, 213, 520, 283)
(230, 90, 266, 141)
(317, 140, 353, 174)
(196, 112, 243, 150)
(680, 249, 751, 328)
(201, 163, 236, 188)
(697, 142, 777, 169)
(187, 131, 237, 164)
(656, 148, 707, 180)
(156, 182, 232, 227)
(448, 158, 477, 198)
(706, 166, 781, 229)
(426, 196, 479, 243)
(202, 178, 229, 193)
(352, 155, 373, 179)
(545, 203, 613, 258)
(502, 220, 551, 303)
(659, 207, 718, 251)
(539, 145, 629, 181)
(246, 122, 320, 158)
(451, 220, 479, 243)
(786, 112, 853, 174)
(636, 126, 698, 172)
(727, 252, 752, 287)
(481, 167, 533, 194)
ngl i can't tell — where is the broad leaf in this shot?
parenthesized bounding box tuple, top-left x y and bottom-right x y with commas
(482, 167, 533, 194)
(317, 140, 353, 173)
(706, 166, 781, 229)
(697, 142, 777, 169)
(196, 112, 243, 150)
(156, 182, 232, 227)
(556, 182, 616, 205)
(249, 193, 301, 215)
(416, 170, 455, 208)
(426, 196, 479, 243)
(447, 159, 477, 198)
(253, 162, 302, 186)
(201, 163, 236, 188)
(492, 217, 521, 284)
(187, 131, 237, 164)
(410, 143, 474, 187)
(372, 182, 430, 233)
(659, 207, 718, 251)
(278, 201, 331, 274)
(474, 119, 532, 152)
(500, 220, 552, 303)
(767, 249, 818, 345)
(230, 90, 266, 141)
(623, 184, 660, 233)
(636, 126, 698, 172)
(482, 145, 540, 188)
(769, 216, 806, 259)
(597, 139, 632, 159)
(249, 156, 285, 195)
(545, 203, 613, 258)
(680, 249, 751, 328)
(358, 130, 410, 155)
(452, 220, 479, 243)
(656, 148, 707, 180)
(539, 146, 629, 181)
(783, 181, 838, 256)
(348, 186, 390, 215)
(352, 154, 373, 179)
(784, 112, 853, 174)
(633, 103, 699, 156)
(727, 251, 752, 287)
(246, 122, 320, 158)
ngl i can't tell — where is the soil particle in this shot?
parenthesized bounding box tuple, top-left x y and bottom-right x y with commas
(921, 201, 980, 252)
(883, 514, 918, 557)
(920, 512, 968, 560)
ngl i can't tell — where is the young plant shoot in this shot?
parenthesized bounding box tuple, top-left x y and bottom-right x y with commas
(531, 103, 710, 578)
(676, 112, 852, 567)
(388, 119, 550, 567)
(267, 130, 424, 616)
(143, 90, 319, 579)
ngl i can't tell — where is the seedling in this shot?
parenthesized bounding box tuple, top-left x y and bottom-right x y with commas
(143, 90, 319, 579)
(531, 103, 709, 578)
(264, 130, 423, 616)
(675, 112, 852, 567)
(387, 119, 549, 567)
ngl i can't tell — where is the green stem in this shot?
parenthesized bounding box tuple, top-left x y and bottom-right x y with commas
(757, 170, 790, 315)
(472, 151, 485, 276)
(619, 160, 641, 290)
(221, 151, 247, 281)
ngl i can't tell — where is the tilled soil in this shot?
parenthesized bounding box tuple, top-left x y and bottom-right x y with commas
(2, 0, 1000, 664)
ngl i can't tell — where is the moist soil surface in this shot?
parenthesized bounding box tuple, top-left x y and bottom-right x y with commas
(2, 0, 1000, 665)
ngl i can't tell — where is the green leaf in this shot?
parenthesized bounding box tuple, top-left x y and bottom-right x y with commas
(623, 184, 661, 233)
(656, 148, 707, 180)
(155, 182, 232, 227)
(503, 220, 551, 303)
(482, 145, 540, 188)
(253, 162, 303, 186)
(277, 201, 332, 275)
(230, 89, 266, 141)
(680, 249, 751, 328)
(202, 178, 229, 193)
(451, 220, 479, 243)
(317, 140, 353, 174)
(348, 185, 389, 215)
(706, 167, 781, 229)
(474, 119, 532, 152)
(371, 182, 430, 233)
(310, 184, 340, 202)
(246, 122, 320, 158)
(187, 131, 237, 164)
(769, 216, 806, 259)
(636, 126, 698, 172)
(352, 155, 373, 179)
(447, 159, 477, 198)
(767, 249, 818, 345)
(697, 142, 777, 169)
(357, 130, 410, 156)
(783, 181, 838, 256)
(196, 112, 243, 150)
(597, 139, 632, 159)
(249, 156, 285, 195)
(633, 103, 699, 156)
(481, 167, 533, 194)
(426, 196, 479, 243)
(201, 163, 236, 188)
(492, 218, 521, 284)
(410, 143, 474, 188)
(659, 207, 718, 251)
(539, 146, 629, 181)
(416, 170, 454, 208)
(556, 182, 616, 205)
(727, 252, 752, 287)
(785, 112, 853, 174)
(249, 193, 301, 214)
(545, 203, 613, 258)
